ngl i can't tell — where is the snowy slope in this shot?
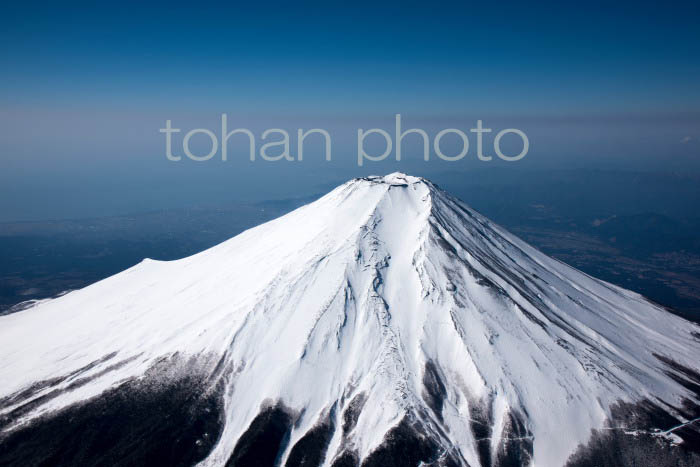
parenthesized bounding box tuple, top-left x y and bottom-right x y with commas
(1, 173, 699, 467)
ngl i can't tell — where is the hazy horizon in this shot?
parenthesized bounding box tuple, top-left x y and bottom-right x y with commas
(2, 1, 699, 221)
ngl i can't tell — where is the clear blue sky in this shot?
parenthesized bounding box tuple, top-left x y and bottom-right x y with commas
(3, 1, 699, 113)
(1, 1, 699, 220)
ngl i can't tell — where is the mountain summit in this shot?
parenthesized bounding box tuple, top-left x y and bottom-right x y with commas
(1, 173, 699, 466)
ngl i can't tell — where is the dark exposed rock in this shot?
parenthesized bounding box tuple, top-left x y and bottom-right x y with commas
(226, 403, 294, 467)
(331, 450, 360, 467)
(285, 413, 335, 467)
(496, 411, 533, 467)
(422, 361, 448, 422)
(342, 393, 367, 436)
(361, 417, 441, 467)
(0, 357, 225, 467)
(469, 395, 494, 467)
(566, 428, 700, 467)
(566, 400, 700, 467)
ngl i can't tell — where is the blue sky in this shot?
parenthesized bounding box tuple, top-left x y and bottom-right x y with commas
(1, 1, 699, 220)
(3, 1, 699, 113)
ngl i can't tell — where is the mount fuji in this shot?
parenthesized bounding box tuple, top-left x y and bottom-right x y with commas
(1, 173, 699, 467)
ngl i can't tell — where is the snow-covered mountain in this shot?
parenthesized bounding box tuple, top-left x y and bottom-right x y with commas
(1, 173, 699, 467)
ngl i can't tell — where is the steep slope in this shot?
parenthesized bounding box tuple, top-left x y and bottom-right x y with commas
(1, 173, 699, 467)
